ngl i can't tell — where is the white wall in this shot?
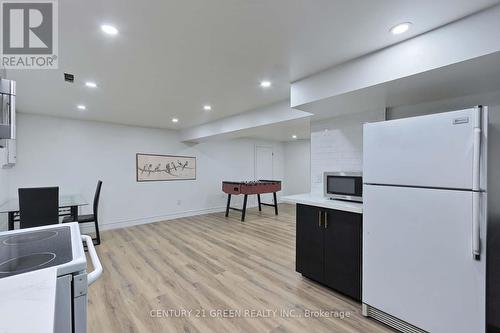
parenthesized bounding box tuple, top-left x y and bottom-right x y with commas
(310, 110, 385, 195)
(283, 140, 310, 195)
(1, 113, 285, 231)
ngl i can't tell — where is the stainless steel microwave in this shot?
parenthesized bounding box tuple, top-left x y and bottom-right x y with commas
(324, 172, 363, 202)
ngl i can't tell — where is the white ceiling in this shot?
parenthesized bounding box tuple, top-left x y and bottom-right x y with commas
(200, 117, 311, 142)
(297, 52, 500, 120)
(6, 0, 499, 129)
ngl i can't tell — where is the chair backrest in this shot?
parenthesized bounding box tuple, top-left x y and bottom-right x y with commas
(18, 187, 59, 229)
(93, 181, 103, 220)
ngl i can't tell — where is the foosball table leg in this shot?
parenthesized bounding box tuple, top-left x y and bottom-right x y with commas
(225, 194, 231, 217)
(241, 194, 248, 222)
(257, 194, 262, 211)
(273, 192, 278, 215)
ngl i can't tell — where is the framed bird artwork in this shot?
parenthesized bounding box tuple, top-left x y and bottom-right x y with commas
(136, 153, 196, 182)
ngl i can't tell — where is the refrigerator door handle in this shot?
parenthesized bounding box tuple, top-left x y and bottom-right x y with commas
(472, 127, 481, 191)
(472, 106, 484, 191)
(472, 192, 481, 261)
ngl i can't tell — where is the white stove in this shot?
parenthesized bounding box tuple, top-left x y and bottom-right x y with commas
(0, 223, 102, 333)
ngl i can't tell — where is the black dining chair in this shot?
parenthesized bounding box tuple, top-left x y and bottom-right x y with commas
(18, 187, 59, 229)
(63, 181, 102, 245)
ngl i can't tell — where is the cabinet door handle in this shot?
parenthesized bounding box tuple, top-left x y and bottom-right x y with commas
(324, 212, 328, 229)
(318, 211, 322, 228)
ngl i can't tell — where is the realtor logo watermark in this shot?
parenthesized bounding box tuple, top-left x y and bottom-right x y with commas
(0, 0, 58, 69)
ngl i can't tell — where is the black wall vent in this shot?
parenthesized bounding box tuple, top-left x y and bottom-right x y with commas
(64, 73, 74, 83)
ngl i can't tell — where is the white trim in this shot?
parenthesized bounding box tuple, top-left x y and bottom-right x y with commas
(78, 201, 288, 233)
(81, 206, 224, 232)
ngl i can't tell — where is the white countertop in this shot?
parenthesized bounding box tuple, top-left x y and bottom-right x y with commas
(281, 193, 363, 214)
(0, 267, 57, 333)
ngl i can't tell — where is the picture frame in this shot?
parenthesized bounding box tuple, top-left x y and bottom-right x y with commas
(136, 153, 196, 182)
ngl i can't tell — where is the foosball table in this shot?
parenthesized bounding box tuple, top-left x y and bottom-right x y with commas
(222, 180, 282, 221)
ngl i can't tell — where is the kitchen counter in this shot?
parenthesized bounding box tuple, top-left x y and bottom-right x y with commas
(281, 193, 363, 214)
(0, 267, 57, 333)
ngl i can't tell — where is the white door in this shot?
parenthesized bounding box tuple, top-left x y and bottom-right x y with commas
(363, 108, 483, 190)
(363, 184, 486, 333)
(255, 145, 273, 180)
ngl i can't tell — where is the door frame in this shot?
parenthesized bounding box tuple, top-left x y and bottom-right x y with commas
(254, 145, 274, 180)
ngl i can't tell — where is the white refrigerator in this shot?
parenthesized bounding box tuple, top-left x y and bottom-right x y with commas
(362, 107, 488, 333)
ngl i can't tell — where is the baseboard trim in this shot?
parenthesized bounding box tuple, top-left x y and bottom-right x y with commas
(80, 203, 269, 233)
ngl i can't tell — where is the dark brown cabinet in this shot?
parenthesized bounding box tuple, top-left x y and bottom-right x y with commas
(296, 204, 324, 279)
(296, 204, 362, 301)
(323, 209, 362, 300)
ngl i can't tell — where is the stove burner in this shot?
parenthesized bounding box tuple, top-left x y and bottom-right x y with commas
(0, 252, 56, 274)
(2, 231, 58, 246)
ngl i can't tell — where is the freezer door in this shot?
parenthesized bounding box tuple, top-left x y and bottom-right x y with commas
(363, 185, 486, 333)
(363, 107, 485, 190)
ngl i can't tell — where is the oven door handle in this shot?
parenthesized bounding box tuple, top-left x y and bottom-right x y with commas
(82, 235, 103, 286)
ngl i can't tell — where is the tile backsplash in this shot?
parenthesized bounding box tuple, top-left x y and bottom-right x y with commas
(310, 110, 385, 195)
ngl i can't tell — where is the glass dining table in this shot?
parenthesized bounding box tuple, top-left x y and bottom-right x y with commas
(0, 194, 88, 230)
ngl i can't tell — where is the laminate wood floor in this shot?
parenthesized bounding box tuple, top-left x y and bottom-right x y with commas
(88, 204, 395, 333)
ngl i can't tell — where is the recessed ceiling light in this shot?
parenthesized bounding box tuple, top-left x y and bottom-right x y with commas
(260, 80, 271, 88)
(101, 24, 118, 35)
(292, 135, 298, 139)
(172, 118, 179, 123)
(203, 105, 212, 111)
(77, 105, 86, 110)
(390, 22, 412, 35)
(85, 81, 97, 88)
